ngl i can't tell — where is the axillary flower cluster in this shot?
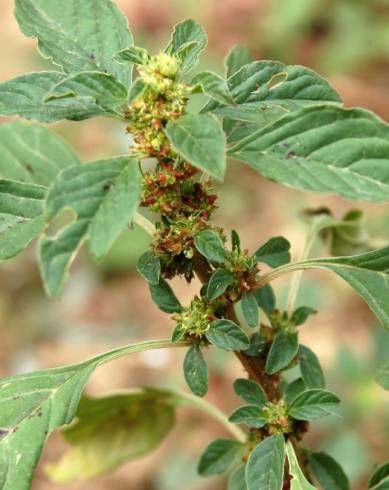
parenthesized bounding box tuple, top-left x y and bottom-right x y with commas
(126, 51, 218, 281)
(126, 51, 260, 341)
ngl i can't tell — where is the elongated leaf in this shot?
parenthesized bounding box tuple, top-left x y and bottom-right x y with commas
(40, 157, 141, 297)
(198, 438, 243, 476)
(207, 268, 234, 300)
(254, 237, 291, 268)
(183, 345, 208, 397)
(328, 209, 370, 257)
(267, 247, 389, 329)
(149, 278, 182, 313)
(137, 250, 161, 285)
(192, 71, 235, 106)
(375, 361, 389, 390)
(228, 464, 247, 490)
(165, 114, 226, 181)
(246, 434, 286, 490)
(299, 345, 325, 389)
(0, 122, 80, 185)
(165, 20, 207, 72)
(266, 331, 299, 374)
(44, 72, 128, 120)
(0, 339, 178, 490)
(229, 105, 389, 202)
(0, 72, 72, 122)
(0, 180, 46, 260)
(254, 284, 276, 314)
(224, 45, 252, 78)
(241, 291, 259, 327)
(286, 441, 316, 490)
(194, 229, 228, 263)
(284, 378, 306, 405)
(291, 306, 317, 326)
(233, 379, 267, 407)
(15, 0, 133, 85)
(288, 389, 340, 420)
(369, 463, 389, 489)
(228, 405, 267, 428)
(204, 61, 340, 113)
(206, 319, 250, 351)
(309, 452, 350, 490)
(113, 46, 149, 65)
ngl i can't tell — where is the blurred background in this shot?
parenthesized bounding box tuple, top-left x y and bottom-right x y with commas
(1, 0, 389, 488)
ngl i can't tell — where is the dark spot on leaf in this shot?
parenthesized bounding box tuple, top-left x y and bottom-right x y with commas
(286, 151, 296, 159)
(0, 429, 9, 439)
(26, 164, 34, 174)
(12, 395, 20, 400)
(12, 426, 19, 433)
(90, 52, 96, 61)
(38, 411, 42, 417)
(103, 181, 113, 192)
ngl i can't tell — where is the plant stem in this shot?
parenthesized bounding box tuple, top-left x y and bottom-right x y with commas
(286, 225, 319, 312)
(174, 390, 246, 442)
(94, 338, 189, 366)
(133, 212, 155, 236)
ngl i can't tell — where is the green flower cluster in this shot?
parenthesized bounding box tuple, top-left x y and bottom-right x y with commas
(126, 52, 192, 157)
(172, 297, 216, 340)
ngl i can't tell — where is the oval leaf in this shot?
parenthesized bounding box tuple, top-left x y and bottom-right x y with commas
(149, 277, 182, 313)
(194, 229, 228, 263)
(309, 452, 350, 490)
(228, 405, 267, 428)
(288, 389, 340, 420)
(137, 250, 161, 285)
(241, 291, 260, 327)
(183, 345, 208, 397)
(246, 434, 286, 490)
(299, 345, 325, 389)
(266, 331, 299, 374)
(254, 236, 291, 268)
(198, 438, 243, 476)
(233, 379, 267, 407)
(165, 114, 226, 181)
(206, 319, 250, 351)
(207, 268, 234, 300)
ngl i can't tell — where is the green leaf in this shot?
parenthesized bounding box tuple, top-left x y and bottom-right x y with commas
(291, 307, 317, 326)
(299, 345, 325, 389)
(194, 229, 228, 263)
(246, 434, 286, 490)
(149, 277, 182, 313)
(369, 463, 389, 489)
(165, 19, 207, 72)
(375, 361, 389, 390)
(233, 379, 267, 407)
(288, 389, 340, 420)
(284, 378, 306, 405)
(266, 247, 389, 330)
(183, 345, 208, 397)
(328, 209, 370, 257)
(0, 180, 46, 260)
(192, 71, 235, 106)
(224, 45, 252, 78)
(231, 229, 241, 250)
(165, 114, 226, 181)
(253, 284, 276, 314)
(171, 325, 185, 343)
(0, 72, 72, 122)
(266, 331, 299, 374)
(0, 121, 80, 185)
(254, 237, 291, 268)
(228, 464, 247, 490)
(206, 319, 250, 351)
(128, 78, 147, 104)
(204, 60, 340, 114)
(43, 72, 128, 120)
(14, 0, 133, 85)
(207, 268, 234, 300)
(241, 291, 259, 327)
(137, 250, 161, 285)
(244, 333, 267, 357)
(45, 391, 175, 482)
(229, 105, 389, 202)
(113, 46, 149, 65)
(0, 338, 179, 490)
(228, 405, 267, 428)
(39, 157, 141, 298)
(286, 441, 316, 490)
(309, 452, 350, 490)
(198, 438, 243, 476)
